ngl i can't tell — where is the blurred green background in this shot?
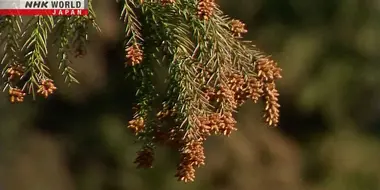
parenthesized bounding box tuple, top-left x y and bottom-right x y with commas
(1, 0, 380, 189)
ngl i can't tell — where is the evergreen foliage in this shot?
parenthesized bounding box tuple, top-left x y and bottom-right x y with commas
(0, 0, 282, 182)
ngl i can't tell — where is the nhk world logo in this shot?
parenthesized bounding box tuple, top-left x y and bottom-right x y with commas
(0, 0, 88, 16)
(25, 1, 83, 8)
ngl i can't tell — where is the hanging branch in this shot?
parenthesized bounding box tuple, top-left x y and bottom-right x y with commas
(0, 0, 282, 183)
(54, 17, 79, 85)
(22, 16, 55, 98)
(0, 16, 25, 103)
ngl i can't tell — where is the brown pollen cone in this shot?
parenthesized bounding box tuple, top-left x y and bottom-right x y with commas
(154, 106, 184, 147)
(230, 19, 248, 38)
(247, 77, 264, 103)
(6, 65, 24, 81)
(210, 74, 264, 107)
(37, 79, 57, 98)
(255, 57, 282, 127)
(197, 112, 237, 136)
(197, 0, 216, 20)
(154, 128, 184, 148)
(9, 87, 26, 103)
(255, 57, 282, 82)
(263, 82, 280, 127)
(126, 44, 143, 66)
(175, 139, 205, 182)
(134, 146, 154, 168)
(217, 112, 237, 136)
(226, 74, 247, 105)
(127, 117, 145, 135)
(215, 85, 238, 109)
(203, 86, 215, 102)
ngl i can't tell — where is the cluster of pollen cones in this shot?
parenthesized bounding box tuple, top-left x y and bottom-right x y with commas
(124, 0, 282, 183)
(127, 57, 282, 182)
(5, 64, 57, 103)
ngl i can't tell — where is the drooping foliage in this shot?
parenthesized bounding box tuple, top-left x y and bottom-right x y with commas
(0, 0, 282, 182)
